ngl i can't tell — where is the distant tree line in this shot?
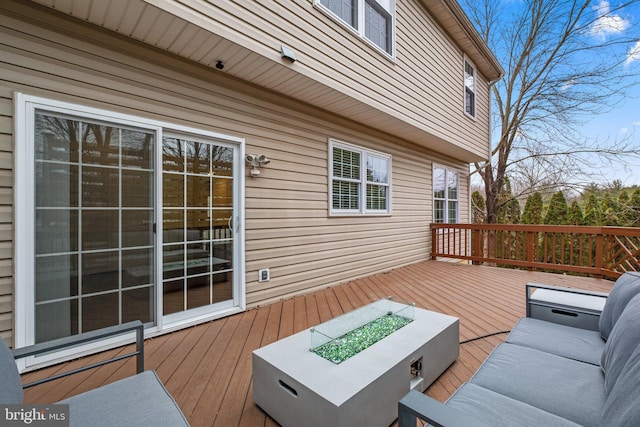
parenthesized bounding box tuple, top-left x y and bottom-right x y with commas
(472, 179, 640, 227)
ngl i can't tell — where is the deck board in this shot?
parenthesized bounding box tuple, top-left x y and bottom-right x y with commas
(21, 260, 614, 426)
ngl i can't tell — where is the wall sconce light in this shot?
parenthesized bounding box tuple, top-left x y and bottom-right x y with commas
(280, 45, 296, 62)
(246, 154, 271, 177)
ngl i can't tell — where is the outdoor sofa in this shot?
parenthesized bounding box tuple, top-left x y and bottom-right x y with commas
(1, 320, 189, 426)
(398, 271, 640, 427)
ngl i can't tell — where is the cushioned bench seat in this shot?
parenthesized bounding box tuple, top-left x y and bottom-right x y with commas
(59, 370, 189, 427)
(470, 343, 605, 427)
(505, 317, 604, 365)
(446, 383, 582, 427)
(398, 271, 640, 427)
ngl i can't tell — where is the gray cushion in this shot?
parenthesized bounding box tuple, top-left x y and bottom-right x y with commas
(601, 340, 640, 426)
(470, 343, 605, 427)
(601, 293, 640, 395)
(446, 383, 582, 427)
(599, 272, 640, 340)
(506, 317, 604, 365)
(60, 370, 189, 426)
(0, 338, 23, 404)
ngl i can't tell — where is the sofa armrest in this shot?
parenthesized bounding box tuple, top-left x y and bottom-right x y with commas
(398, 390, 491, 427)
(13, 321, 144, 389)
(525, 283, 608, 330)
(526, 283, 608, 316)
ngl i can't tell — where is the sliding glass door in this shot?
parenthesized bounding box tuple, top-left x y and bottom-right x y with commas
(161, 134, 238, 322)
(18, 95, 245, 356)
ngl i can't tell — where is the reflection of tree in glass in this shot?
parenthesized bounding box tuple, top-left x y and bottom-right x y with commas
(366, 156, 388, 184)
(37, 115, 153, 169)
(121, 129, 153, 169)
(163, 138, 185, 171)
(212, 146, 233, 176)
(162, 138, 233, 175)
(83, 123, 116, 163)
(35, 114, 80, 162)
(186, 141, 210, 174)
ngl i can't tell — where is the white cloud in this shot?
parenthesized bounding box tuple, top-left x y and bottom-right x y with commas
(626, 40, 640, 65)
(561, 79, 576, 91)
(589, 1, 630, 38)
(634, 121, 640, 126)
(621, 127, 629, 134)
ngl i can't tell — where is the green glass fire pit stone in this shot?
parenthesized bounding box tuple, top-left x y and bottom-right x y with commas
(312, 313, 413, 364)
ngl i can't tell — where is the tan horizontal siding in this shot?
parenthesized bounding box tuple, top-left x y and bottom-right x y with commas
(0, 2, 472, 340)
(0, 133, 11, 152)
(0, 278, 11, 342)
(0, 85, 12, 344)
(246, 225, 428, 252)
(32, 0, 492, 159)
(0, 206, 12, 224)
(396, 2, 471, 142)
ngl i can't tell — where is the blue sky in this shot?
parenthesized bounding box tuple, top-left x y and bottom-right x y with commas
(467, 0, 640, 187)
(582, 1, 640, 186)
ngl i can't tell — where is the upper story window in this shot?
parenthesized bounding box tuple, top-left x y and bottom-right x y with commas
(318, 0, 394, 55)
(330, 140, 391, 215)
(321, 0, 357, 27)
(464, 59, 476, 118)
(433, 165, 458, 223)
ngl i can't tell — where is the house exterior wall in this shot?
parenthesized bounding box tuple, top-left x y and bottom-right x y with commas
(0, 0, 481, 345)
(179, 0, 492, 157)
(0, 84, 13, 343)
(29, 0, 495, 161)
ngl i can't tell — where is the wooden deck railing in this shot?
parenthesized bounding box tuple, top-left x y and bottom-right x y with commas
(431, 224, 640, 279)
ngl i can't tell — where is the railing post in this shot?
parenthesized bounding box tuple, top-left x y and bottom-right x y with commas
(431, 225, 437, 260)
(595, 233, 604, 279)
(526, 231, 534, 270)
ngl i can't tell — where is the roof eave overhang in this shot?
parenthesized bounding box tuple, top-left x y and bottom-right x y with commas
(421, 0, 504, 82)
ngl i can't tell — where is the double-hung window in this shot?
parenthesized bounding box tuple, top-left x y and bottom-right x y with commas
(320, 0, 357, 27)
(464, 59, 476, 118)
(433, 165, 458, 223)
(330, 140, 391, 214)
(317, 0, 394, 55)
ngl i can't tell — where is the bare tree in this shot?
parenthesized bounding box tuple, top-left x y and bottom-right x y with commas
(461, 0, 640, 223)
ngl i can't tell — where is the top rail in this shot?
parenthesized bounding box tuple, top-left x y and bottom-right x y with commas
(13, 320, 145, 388)
(431, 224, 640, 279)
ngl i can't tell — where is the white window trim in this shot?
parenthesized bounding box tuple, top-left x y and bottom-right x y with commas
(433, 164, 459, 224)
(314, 0, 396, 59)
(14, 93, 246, 369)
(464, 57, 477, 120)
(329, 139, 392, 216)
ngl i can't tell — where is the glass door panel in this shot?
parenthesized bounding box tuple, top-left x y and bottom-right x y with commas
(162, 136, 235, 319)
(34, 112, 155, 343)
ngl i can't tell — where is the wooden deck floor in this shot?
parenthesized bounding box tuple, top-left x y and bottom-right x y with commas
(21, 260, 614, 426)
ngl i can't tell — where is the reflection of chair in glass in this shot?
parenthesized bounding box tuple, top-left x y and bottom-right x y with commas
(206, 227, 233, 271)
(161, 229, 208, 275)
(160, 226, 232, 309)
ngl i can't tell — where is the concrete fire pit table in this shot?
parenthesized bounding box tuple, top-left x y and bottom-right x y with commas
(252, 299, 459, 427)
